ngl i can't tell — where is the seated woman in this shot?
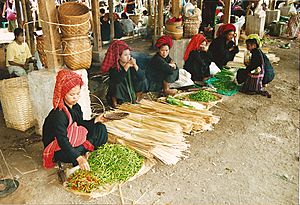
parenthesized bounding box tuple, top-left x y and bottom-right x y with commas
(208, 23, 239, 68)
(236, 34, 275, 97)
(101, 40, 147, 108)
(183, 34, 211, 82)
(100, 13, 110, 41)
(42, 69, 108, 170)
(6, 28, 32, 76)
(147, 35, 179, 95)
(120, 12, 136, 36)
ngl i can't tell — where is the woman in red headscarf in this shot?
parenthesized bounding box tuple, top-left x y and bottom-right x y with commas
(208, 23, 239, 68)
(183, 34, 212, 82)
(101, 40, 147, 108)
(42, 69, 108, 170)
(146, 35, 179, 96)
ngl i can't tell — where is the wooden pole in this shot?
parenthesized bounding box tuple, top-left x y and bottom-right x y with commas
(15, 0, 22, 28)
(25, 0, 35, 54)
(224, 0, 231, 24)
(20, 0, 30, 51)
(91, 0, 102, 50)
(37, 0, 63, 70)
(147, 0, 151, 19)
(171, 0, 181, 18)
(198, 0, 203, 10)
(152, 0, 157, 47)
(108, 0, 114, 42)
(157, 0, 163, 36)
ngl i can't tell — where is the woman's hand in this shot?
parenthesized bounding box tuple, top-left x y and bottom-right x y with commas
(129, 57, 139, 71)
(94, 113, 109, 123)
(77, 156, 90, 171)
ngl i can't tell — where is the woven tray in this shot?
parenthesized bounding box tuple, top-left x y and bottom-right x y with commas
(0, 76, 34, 131)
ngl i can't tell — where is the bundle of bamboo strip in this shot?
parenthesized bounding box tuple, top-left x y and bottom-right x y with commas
(104, 100, 219, 165)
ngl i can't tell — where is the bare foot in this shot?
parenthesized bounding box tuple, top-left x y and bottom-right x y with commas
(164, 88, 178, 96)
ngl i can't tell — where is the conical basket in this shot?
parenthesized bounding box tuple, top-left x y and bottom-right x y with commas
(58, 2, 90, 37)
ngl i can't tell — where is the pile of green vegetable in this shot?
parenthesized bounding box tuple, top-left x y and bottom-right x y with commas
(188, 90, 217, 102)
(67, 144, 144, 193)
(205, 69, 239, 96)
(166, 96, 194, 108)
(214, 69, 234, 81)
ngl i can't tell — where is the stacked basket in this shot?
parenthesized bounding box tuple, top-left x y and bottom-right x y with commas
(58, 2, 92, 70)
(165, 21, 183, 40)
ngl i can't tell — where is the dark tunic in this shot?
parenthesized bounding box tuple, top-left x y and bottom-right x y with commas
(237, 48, 275, 85)
(42, 103, 108, 165)
(183, 50, 211, 81)
(100, 16, 110, 41)
(208, 36, 239, 68)
(108, 64, 147, 104)
(201, 0, 218, 28)
(146, 53, 179, 92)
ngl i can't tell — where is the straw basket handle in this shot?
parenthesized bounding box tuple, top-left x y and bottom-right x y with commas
(90, 93, 106, 115)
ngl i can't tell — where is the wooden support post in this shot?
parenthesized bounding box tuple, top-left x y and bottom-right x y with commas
(224, 0, 231, 24)
(147, 0, 152, 19)
(198, 0, 203, 10)
(171, 0, 181, 18)
(20, 0, 30, 51)
(37, 0, 63, 70)
(15, 0, 22, 28)
(108, 0, 115, 42)
(158, 0, 163, 36)
(25, 0, 35, 54)
(91, 0, 102, 50)
(153, 0, 157, 47)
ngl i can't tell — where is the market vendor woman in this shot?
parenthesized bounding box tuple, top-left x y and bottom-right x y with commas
(101, 40, 147, 108)
(42, 69, 108, 170)
(208, 23, 239, 68)
(147, 35, 179, 95)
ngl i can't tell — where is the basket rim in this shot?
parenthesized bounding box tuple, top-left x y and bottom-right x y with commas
(58, 2, 90, 17)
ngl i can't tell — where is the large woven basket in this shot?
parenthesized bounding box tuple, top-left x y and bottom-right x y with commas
(0, 76, 34, 131)
(36, 35, 48, 68)
(58, 2, 90, 37)
(184, 16, 200, 38)
(62, 36, 92, 70)
(165, 21, 183, 40)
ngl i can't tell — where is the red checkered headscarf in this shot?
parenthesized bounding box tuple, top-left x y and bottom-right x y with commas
(53, 69, 84, 110)
(155, 35, 173, 49)
(183, 34, 208, 61)
(101, 40, 131, 73)
(216, 23, 236, 37)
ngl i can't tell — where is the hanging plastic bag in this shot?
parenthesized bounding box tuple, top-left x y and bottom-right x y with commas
(6, 0, 17, 21)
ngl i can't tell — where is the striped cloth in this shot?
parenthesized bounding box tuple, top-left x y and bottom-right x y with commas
(43, 106, 94, 168)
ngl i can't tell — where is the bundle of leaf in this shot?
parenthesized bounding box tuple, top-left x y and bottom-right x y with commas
(88, 144, 144, 184)
(66, 170, 102, 193)
(214, 69, 234, 81)
(188, 90, 218, 102)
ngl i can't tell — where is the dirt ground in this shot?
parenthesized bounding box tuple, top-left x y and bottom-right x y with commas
(0, 36, 299, 205)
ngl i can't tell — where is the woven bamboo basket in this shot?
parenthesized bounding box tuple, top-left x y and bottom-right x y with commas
(62, 36, 92, 70)
(0, 76, 34, 131)
(58, 2, 90, 37)
(36, 35, 48, 68)
(165, 21, 183, 40)
(184, 16, 200, 38)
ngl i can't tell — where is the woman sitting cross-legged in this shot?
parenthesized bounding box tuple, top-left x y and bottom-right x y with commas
(208, 23, 239, 68)
(101, 40, 147, 108)
(236, 34, 275, 97)
(146, 35, 179, 96)
(42, 69, 108, 170)
(183, 34, 212, 83)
